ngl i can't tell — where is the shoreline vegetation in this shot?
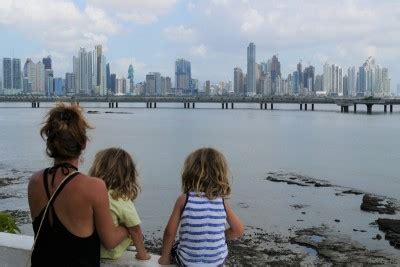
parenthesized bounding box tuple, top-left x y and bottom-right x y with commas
(1, 169, 399, 265)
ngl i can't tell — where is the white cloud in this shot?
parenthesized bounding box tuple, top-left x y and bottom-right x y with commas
(240, 8, 264, 33)
(163, 25, 196, 43)
(190, 44, 207, 57)
(87, 0, 177, 24)
(0, 0, 118, 52)
(187, 1, 196, 11)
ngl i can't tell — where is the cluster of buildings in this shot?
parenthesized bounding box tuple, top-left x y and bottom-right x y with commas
(235, 42, 392, 97)
(0, 42, 394, 97)
(0, 45, 200, 96)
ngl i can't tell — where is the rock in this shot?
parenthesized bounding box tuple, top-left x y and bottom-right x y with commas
(290, 204, 309, 210)
(301, 212, 306, 215)
(353, 229, 358, 232)
(290, 226, 395, 264)
(296, 219, 304, 222)
(334, 219, 341, 223)
(342, 189, 363, 195)
(360, 194, 396, 215)
(314, 183, 332, 187)
(376, 234, 382, 240)
(376, 218, 400, 249)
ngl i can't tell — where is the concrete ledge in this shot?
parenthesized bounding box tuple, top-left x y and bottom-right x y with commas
(0, 232, 171, 266)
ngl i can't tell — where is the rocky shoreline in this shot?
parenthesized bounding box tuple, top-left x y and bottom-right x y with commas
(1, 169, 400, 265)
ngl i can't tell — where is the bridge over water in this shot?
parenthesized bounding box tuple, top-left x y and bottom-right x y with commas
(1, 95, 399, 114)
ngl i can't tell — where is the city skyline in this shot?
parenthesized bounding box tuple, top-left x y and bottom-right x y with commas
(0, 42, 393, 97)
(0, 1, 399, 87)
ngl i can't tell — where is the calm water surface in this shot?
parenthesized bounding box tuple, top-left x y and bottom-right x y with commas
(1, 102, 399, 254)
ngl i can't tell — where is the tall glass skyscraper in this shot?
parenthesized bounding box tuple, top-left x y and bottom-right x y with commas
(175, 59, 191, 95)
(246, 43, 256, 95)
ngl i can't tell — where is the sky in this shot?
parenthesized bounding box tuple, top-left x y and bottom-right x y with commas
(0, 0, 399, 89)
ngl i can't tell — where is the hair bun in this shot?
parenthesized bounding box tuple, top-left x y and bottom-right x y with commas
(60, 110, 72, 121)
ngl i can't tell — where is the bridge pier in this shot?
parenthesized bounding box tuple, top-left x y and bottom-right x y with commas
(264, 103, 267, 109)
(384, 105, 387, 113)
(231, 103, 234, 109)
(311, 104, 314, 111)
(32, 102, 40, 108)
(300, 104, 303, 110)
(192, 102, 195, 109)
(305, 104, 308, 111)
(260, 103, 263, 110)
(154, 102, 157, 108)
(343, 106, 349, 113)
(116, 102, 118, 108)
(354, 104, 357, 113)
(341, 106, 343, 113)
(390, 105, 393, 113)
(271, 103, 274, 110)
(366, 104, 373, 114)
(149, 102, 152, 108)
(222, 103, 225, 109)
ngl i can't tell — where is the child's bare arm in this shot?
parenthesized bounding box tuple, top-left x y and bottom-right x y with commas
(158, 194, 186, 265)
(224, 201, 244, 240)
(128, 225, 150, 261)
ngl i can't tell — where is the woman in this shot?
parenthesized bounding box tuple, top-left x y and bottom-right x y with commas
(28, 103, 129, 266)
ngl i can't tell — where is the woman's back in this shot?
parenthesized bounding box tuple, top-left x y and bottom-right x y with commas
(29, 164, 101, 266)
(177, 192, 228, 266)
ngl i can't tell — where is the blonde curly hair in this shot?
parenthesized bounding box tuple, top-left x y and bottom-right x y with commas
(182, 147, 231, 200)
(89, 148, 140, 201)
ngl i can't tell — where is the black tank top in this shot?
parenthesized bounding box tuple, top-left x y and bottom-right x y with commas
(31, 164, 100, 267)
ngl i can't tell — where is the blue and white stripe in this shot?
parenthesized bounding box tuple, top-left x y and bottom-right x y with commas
(178, 192, 228, 266)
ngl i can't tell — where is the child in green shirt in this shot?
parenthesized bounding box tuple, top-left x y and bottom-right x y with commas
(89, 147, 150, 261)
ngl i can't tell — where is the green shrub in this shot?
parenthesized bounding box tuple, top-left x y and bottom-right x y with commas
(0, 212, 20, 234)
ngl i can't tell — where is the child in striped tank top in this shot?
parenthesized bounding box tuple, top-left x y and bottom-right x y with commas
(159, 148, 244, 266)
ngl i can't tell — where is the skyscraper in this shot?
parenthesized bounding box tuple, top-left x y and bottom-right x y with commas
(2, 58, 22, 94)
(65, 73, 76, 95)
(246, 42, 256, 95)
(175, 59, 191, 95)
(297, 61, 303, 88)
(146, 72, 161, 95)
(3, 58, 12, 91)
(22, 59, 44, 95)
(42, 56, 52, 70)
(73, 48, 90, 95)
(303, 65, 315, 92)
(110, 74, 116, 94)
(205, 80, 211, 95)
(54, 78, 64, 96)
(347, 67, 356, 96)
(234, 67, 244, 95)
(270, 55, 281, 82)
(45, 69, 54, 96)
(128, 64, 134, 93)
(106, 63, 111, 91)
(95, 45, 106, 95)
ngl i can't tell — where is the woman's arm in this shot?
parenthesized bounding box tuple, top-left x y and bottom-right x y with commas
(128, 225, 151, 260)
(158, 194, 186, 265)
(224, 200, 244, 240)
(91, 179, 129, 250)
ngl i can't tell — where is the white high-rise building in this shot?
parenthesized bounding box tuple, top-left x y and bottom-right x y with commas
(323, 63, 342, 95)
(347, 67, 357, 96)
(23, 59, 45, 95)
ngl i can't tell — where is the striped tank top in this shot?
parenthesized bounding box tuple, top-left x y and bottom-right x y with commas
(177, 192, 228, 266)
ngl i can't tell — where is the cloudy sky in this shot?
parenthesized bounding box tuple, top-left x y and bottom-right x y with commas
(0, 0, 399, 89)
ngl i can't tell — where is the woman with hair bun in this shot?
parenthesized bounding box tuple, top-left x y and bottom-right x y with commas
(28, 103, 129, 267)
